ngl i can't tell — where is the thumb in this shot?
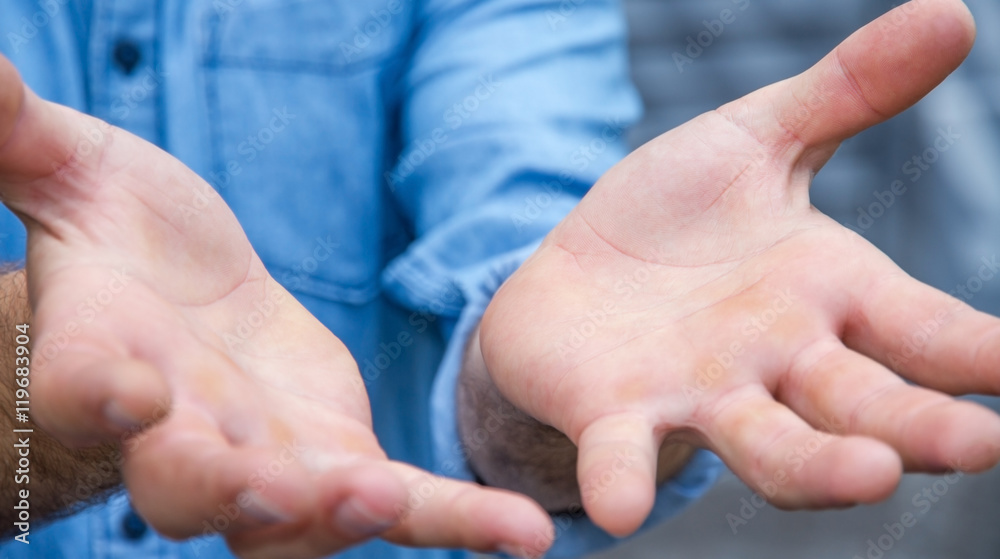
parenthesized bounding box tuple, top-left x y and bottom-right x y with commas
(0, 54, 24, 155)
(0, 54, 114, 204)
(721, 0, 975, 171)
(574, 413, 659, 537)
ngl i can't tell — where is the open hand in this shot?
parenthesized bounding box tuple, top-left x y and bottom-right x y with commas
(0, 56, 549, 558)
(481, 0, 1000, 538)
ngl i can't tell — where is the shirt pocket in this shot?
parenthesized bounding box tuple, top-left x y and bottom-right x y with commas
(200, 0, 410, 304)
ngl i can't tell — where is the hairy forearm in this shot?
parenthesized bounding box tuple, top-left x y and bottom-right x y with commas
(0, 270, 122, 539)
(458, 324, 694, 513)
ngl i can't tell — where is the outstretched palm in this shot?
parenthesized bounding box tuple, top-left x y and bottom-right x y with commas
(0, 58, 548, 558)
(482, 0, 1000, 538)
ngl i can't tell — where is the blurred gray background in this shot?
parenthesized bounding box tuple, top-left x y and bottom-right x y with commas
(593, 0, 1000, 557)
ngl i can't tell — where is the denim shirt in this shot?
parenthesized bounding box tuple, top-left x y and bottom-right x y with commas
(0, 0, 721, 557)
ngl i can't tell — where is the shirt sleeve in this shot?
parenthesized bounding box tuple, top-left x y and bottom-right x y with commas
(379, 0, 723, 555)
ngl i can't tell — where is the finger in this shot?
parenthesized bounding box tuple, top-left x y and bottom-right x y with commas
(781, 340, 1000, 473)
(720, 0, 975, 167)
(234, 461, 555, 559)
(381, 463, 553, 557)
(0, 54, 24, 152)
(225, 461, 410, 559)
(122, 409, 315, 540)
(32, 350, 171, 446)
(0, 53, 112, 190)
(696, 386, 902, 508)
(574, 413, 659, 537)
(843, 271, 1000, 395)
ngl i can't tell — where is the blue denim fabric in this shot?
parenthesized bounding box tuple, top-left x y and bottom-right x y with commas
(0, 0, 721, 557)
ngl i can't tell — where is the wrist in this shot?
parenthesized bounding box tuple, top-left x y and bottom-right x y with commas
(656, 441, 696, 485)
(460, 323, 697, 512)
(458, 324, 581, 511)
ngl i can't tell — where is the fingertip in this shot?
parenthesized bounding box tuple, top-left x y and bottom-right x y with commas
(503, 492, 555, 556)
(849, 0, 977, 109)
(469, 489, 554, 558)
(937, 0, 976, 53)
(127, 437, 316, 539)
(33, 354, 171, 445)
(103, 359, 172, 431)
(324, 463, 408, 538)
(378, 462, 555, 554)
(576, 416, 658, 537)
(810, 437, 902, 507)
(923, 402, 1000, 473)
(583, 471, 655, 538)
(749, 0, 980, 159)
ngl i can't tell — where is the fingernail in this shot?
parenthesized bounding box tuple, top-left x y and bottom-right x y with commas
(333, 497, 397, 538)
(239, 490, 292, 524)
(104, 401, 141, 431)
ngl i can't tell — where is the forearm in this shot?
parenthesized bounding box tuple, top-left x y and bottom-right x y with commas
(0, 269, 122, 539)
(457, 324, 693, 512)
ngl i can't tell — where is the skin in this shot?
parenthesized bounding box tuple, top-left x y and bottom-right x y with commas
(0, 270, 125, 536)
(458, 323, 694, 514)
(0, 54, 550, 559)
(0, 1, 997, 558)
(476, 0, 1000, 544)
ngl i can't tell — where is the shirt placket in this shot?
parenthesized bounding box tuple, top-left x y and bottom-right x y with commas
(90, 492, 181, 559)
(85, 1, 171, 554)
(87, 0, 163, 145)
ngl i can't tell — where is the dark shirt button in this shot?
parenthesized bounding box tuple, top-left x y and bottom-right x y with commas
(112, 40, 142, 75)
(121, 507, 148, 540)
